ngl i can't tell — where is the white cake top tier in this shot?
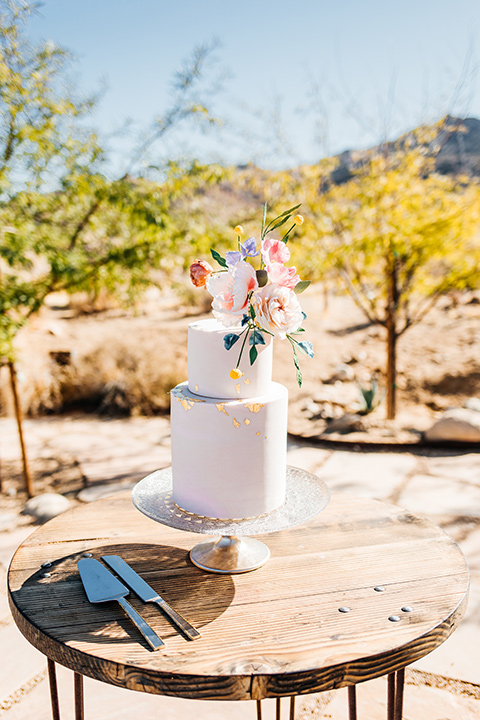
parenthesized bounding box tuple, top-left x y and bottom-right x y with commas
(187, 318, 273, 399)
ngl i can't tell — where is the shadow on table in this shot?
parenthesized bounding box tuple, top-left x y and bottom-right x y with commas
(12, 542, 234, 651)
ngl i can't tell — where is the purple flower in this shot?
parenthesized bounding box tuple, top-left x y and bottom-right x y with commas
(241, 237, 259, 258)
(225, 250, 242, 266)
(225, 237, 259, 267)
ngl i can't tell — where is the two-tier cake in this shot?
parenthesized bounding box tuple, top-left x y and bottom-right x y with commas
(170, 205, 313, 521)
(170, 319, 288, 519)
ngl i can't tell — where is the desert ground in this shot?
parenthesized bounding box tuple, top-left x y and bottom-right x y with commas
(3, 284, 479, 447)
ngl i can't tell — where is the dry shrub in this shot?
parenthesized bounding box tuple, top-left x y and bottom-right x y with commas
(1, 321, 188, 418)
(67, 338, 185, 416)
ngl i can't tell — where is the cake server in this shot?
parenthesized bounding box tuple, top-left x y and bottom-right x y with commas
(77, 558, 164, 651)
(101, 554, 201, 640)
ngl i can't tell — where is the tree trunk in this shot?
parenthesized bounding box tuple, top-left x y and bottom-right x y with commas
(386, 312, 397, 419)
(8, 361, 34, 497)
(386, 257, 399, 420)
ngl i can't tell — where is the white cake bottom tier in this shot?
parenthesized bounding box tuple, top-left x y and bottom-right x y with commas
(170, 381, 288, 519)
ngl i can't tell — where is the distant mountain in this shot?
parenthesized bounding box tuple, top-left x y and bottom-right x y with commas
(330, 117, 480, 185)
(435, 117, 480, 175)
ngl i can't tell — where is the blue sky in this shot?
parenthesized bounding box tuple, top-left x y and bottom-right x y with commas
(28, 0, 480, 171)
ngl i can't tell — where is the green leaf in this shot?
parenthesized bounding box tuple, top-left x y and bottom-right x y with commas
(249, 328, 266, 346)
(210, 248, 228, 268)
(261, 202, 267, 235)
(281, 226, 295, 244)
(296, 366, 303, 387)
(265, 214, 294, 235)
(292, 346, 302, 387)
(297, 340, 314, 358)
(288, 335, 303, 387)
(263, 204, 301, 236)
(223, 333, 240, 350)
(268, 204, 301, 225)
(294, 280, 311, 294)
(249, 344, 258, 365)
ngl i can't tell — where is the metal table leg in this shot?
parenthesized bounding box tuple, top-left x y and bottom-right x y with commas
(395, 669, 405, 720)
(348, 686, 357, 720)
(387, 669, 405, 720)
(47, 659, 61, 720)
(256, 695, 296, 720)
(74, 672, 84, 720)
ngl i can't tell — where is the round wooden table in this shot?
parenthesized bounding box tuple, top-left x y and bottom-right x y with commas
(8, 490, 469, 720)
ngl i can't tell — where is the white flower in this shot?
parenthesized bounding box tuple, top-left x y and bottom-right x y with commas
(251, 283, 303, 339)
(206, 261, 258, 327)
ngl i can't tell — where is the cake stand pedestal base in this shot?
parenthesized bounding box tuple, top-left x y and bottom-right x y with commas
(132, 466, 330, 574)
(189, 535, 270, 574)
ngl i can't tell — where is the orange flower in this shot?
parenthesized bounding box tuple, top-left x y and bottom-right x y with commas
(189, 259, 213, 287)
(293, 214, 304, 225)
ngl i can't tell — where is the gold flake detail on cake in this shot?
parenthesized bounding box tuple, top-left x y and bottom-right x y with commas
(256, 431, 261, 436)
(233, 418, 240, 428)
(245, 402, 264, 413)
(195, 384, 199, 392)
(244, 419, 251, 425)
(171, 388, 204, 410)
(244, 378, 251, 385)
(216, 403, 229, 415)
(235, 384, 241, 394)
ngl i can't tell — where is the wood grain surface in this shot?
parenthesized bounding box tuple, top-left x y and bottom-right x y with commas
(8, 491, 469, 701)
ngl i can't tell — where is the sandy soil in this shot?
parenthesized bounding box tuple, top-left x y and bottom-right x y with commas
(4, 286, 480, 445)
(280, 288, 480, 442)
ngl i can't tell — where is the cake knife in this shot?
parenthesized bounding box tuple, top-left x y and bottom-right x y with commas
(77, 558, 164, 651)
(101, 555, 201, 640)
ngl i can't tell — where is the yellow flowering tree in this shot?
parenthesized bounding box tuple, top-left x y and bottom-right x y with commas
(300, 120, 480, 418)
(0, 1, 222, 493)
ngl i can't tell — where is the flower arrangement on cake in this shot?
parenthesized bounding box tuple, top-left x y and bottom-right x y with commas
(189, 204, 314, 386)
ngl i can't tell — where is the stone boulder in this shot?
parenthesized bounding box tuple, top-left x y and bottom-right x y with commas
(424, 407, 480, 443)
(465, 397, 480, 414)
(23, 493, 71, 523)
(322, 413, 366, 435)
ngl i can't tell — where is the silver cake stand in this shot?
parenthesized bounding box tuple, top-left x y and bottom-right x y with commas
(132, 466, 330, 574)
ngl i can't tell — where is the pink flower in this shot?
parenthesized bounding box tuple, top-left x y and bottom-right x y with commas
(267, 262, 301, 289)
(251, 283, 303, 339)
(189, 259, 213, 287)
(207, 261, 258, 326)
(261, 238, 290, 265)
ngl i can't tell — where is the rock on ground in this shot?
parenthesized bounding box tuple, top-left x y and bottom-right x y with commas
(425, 407, 480, 442)
(22, 493, 71, 523)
